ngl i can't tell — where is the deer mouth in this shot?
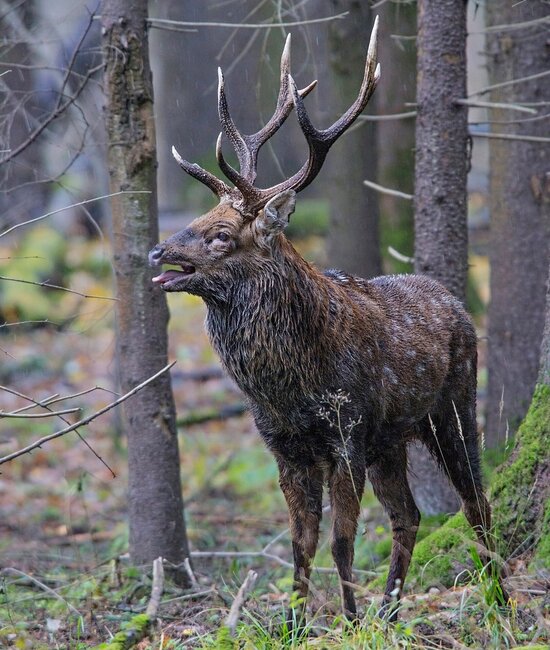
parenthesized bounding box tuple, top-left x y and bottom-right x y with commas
(152, 263, 196, 289)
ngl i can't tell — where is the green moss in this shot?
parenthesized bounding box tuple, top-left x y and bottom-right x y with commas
(91, 613, 151, 650)
(491, 383, 550, 566)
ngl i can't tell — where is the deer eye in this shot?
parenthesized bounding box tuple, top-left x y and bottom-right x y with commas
(217, 232, 230, 242)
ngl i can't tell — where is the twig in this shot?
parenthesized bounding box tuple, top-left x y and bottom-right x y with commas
(388, 246, 414, 264)
(145, 557, 165, 618)
(147, 12, 348, 31)
(0, 191, 151, 239)
(0, 407, 80, 418)
(468, 69, 550, 98)
(225, 570, 258, 636)
(0, 275, 117, 301)
(359, 111, 417, 122)
(454, 99, 537, 114)
(0, 362, 176, 465)
(470, 131, 550, 144)
(190, 550, 377, 576)
(0, 63, 103, 165)
(473, 15, 550, 34)
(176, 403, 247, 427)
(1, 568, 82, 621)
(363, 179, 413, 200)
(133, 588, 214, 612)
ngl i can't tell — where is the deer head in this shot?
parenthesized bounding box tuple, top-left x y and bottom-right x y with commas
(149, 18, 380, 298)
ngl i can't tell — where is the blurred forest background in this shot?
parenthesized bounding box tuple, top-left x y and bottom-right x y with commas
(0, 0, 549, 648)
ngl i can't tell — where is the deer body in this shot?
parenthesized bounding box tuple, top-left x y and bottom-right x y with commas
(150, 20, 497, 621)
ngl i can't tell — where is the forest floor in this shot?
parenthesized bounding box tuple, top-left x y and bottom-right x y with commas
(0, 231, 548, 649)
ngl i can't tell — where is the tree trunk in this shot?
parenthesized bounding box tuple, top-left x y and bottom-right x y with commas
(326, 0, 381, 279)
(101, 0, 190, 582)
(485, 0, 550, 448)
(492, 259, 550, 567)
(409, 0, 470, 515)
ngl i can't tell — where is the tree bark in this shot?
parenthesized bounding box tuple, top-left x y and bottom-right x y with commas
(409, 0, 470, 515)
(101, 0, 190, 582)
(326, 0, 381, 279)
(485, 0, 550, 448)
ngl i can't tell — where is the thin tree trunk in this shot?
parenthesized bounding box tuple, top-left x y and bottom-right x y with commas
(485, 0, 550, 448)
(101, 0, 190, 582)
(409, 0, 470, 514)
(326, 0, 381, 279)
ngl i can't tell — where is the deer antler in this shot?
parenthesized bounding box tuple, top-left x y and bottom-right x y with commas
(173, 18, 380, 214)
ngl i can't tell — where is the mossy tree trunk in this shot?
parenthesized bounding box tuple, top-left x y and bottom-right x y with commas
(408, 0, 469, 515)
(101, 0, 190, 582)
(491, 260, 550, 568)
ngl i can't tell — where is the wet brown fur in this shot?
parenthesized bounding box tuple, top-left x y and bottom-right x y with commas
(150, 197, 495, 621)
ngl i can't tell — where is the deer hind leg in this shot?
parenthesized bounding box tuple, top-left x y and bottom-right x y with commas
(277, 460, 324, 621)
(328, 458, 366, 619)
(367, 446, 420, 620)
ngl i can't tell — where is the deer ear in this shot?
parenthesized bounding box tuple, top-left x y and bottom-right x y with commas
(257, 190, 296, 235)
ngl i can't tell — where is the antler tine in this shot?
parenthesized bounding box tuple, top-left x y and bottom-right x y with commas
(217, 68, 252, 179)
(242, 35, 317, 183)
(215, 133, 262, 209)
(217, 34, 317, 189)
(247, 16, 380, 206)
(172, 145, 234, 200)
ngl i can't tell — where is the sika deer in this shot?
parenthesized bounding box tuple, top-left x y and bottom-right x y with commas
(149, 19, 497, 621)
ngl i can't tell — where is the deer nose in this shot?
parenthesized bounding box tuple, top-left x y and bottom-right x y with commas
(148, 245, 165, 267)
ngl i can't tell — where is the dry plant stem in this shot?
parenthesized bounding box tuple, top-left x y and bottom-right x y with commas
(145, 557, 165, 618)
(0, 362, 176, 465)
(1, 568, 82, 621)
(225, 569, 258, 636)
(134, 588, 214, 612)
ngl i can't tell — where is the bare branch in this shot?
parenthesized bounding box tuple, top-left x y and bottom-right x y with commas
(0, 362, 176, 465)
(0, 63, 103, 165)
(0, 191, 150, 239)
(363, 179, 413, 200)
(471, 131, 550, 144)
(473, 15, 550, 34)
(359, 110, 417, 122)
(455, 99, 538, 114)
(1, 407, 80, 419)
(0, 275, 117, 301)
(388, 246, 414, 265)
(147, 12, 349, 32)
(468, 69, 550, 98)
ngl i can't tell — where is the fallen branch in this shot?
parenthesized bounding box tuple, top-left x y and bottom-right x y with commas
(0, 362, 176, 465)
(145, 557, 165, 618)
(225, 569, 258, 635)
(176, 403, 247, 427)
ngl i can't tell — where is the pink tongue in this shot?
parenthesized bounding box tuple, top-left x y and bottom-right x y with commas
(152, 270, 183, 284)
